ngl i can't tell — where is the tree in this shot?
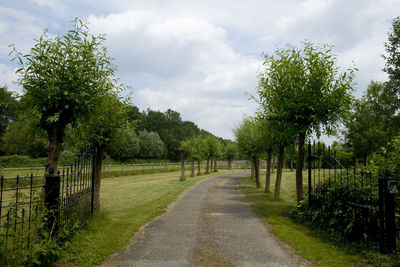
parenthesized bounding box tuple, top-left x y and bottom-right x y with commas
(72, 93, 130, 210)
(224, 143, 238, 169)
(12, 19, 121, 174)
(344, 81, 399, 164)
(234, 116, 265, 188)
(138, 130, 165, 159)
(383, 16, 400, 108)
(257, 42, 355, 201)
(106, 126, 140, 161)
(0, 86, 19, 142)
(1, 119, 47, 157)
(203, 135, 220, 174)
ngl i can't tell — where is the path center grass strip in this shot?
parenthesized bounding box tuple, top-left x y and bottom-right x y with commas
(238, 171, 364, 267)
(57, 170, 237, 266)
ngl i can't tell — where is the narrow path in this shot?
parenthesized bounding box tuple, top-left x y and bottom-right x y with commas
(103, 172, 310, 267)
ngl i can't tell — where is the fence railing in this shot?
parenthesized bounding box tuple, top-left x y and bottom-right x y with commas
(307, 141, 398, 254)
(0, 160, 251, 179)
(0, 146, 95, 265)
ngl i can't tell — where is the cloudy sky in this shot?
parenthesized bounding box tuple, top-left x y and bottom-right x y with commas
(1, 0, 399, 140)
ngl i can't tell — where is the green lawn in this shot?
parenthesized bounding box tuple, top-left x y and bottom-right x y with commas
(239, 171, 365, 266)
(58, 169, 237, 266)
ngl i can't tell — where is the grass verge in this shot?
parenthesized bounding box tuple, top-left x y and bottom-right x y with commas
(57, 169, 237, 266)
(239, 171, 365, 266)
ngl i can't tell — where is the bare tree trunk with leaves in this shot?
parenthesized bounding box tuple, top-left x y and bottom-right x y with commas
(265, 150, 272, 192)
(214, 159, 218, 172)
(296, 132, 306, 201)
(274, 145, 285, 200)
(180, 152, 185, 181)
(228, 159, 232, 169)
(206, 157, 210, 173)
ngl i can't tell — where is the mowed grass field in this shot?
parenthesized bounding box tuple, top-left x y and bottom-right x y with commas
(58, 169, 237, 266)
(239, 171, 365, 266)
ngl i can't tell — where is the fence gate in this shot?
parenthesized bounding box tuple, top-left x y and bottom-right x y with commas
(45, 145, 96, 233)
(307, 141, 398, 253)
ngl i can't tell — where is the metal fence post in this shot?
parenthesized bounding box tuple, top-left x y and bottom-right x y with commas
(44, 166, 60, 235)
(379, 168, 397, 254)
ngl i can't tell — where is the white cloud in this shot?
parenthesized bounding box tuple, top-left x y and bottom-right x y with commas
(0, 64, 21, 93)
(87, 10, 260, 138)
(1, 0, 400, 139)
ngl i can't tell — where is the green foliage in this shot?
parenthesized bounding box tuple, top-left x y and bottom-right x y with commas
(0, 86, 19, 140)
(368, 136, 400, 179)
(106, 125, 140, 161)
(286, 180, 379, 244)
(138, 130, 165, 159)
(59, 150, 78, 166)
(344, 81, 399, 163)
(257, 41, 355, 138)
(12, 19, 121, 132)
(203, 135, 222, 160)
(224, 143, 238, 160)
(233, 116, 265, 160)
(0, 155, 46, 168)
(1, 119, 48, 158)
(138, 109, 202, 160)
(383, 16, 400, 107)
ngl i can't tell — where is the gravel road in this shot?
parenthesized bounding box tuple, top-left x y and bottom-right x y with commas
(103, 171, 311, 267)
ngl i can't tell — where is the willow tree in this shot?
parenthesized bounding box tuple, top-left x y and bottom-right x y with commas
(257, 42, 355, 201)
(234, 116, 264, 188)
(12, 19, 121, 175)
(73, 93, 130, 210)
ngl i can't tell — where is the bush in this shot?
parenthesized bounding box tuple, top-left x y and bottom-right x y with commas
(59, 150, 78, 166)
(286, 180, 379, 245)
(0, 155, 46, 168)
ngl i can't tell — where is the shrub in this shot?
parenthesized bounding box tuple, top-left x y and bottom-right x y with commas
(286, 180, 379, 245)
(0, 155, 46, 168)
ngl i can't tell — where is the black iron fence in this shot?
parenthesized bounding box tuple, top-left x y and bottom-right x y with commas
(0, 146, 96, 264)
(307, 141, 398, 253)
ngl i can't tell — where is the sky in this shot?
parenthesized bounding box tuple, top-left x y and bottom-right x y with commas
(1, 0, 399, 141)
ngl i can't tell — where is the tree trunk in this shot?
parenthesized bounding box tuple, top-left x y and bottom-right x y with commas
(93, 143, 104, 211)
(206, 157, 210, 173)
(180, 152, 185, 181)
(45, 125, 66, 175)
(290, 160, 293, 172)
(251, 161, 255, 179)
(214, 159, 218, 172)
(274, 145, 285, 200)
(254, 156, 261, 188)
(271, 157, 275, 173)
(191, 157, 195, 177)
(265, 150, 272, 192)
(228, 159, 232, 170)
(197, 159, 201, 175)
(296, 132, 306, 201)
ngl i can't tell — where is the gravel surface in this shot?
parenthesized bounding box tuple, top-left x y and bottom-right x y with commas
(102, 171, 311, 267)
